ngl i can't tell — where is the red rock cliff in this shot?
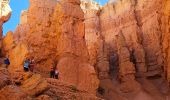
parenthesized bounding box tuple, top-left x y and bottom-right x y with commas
(4, 0, 99, 94)
(1, 0, 170, 99)
(82, 0, 170, 99)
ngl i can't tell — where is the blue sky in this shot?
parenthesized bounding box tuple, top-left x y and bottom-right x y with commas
(3, 0, 108, 35)
(95, 0, 108, 5)
(3, 0, 30, 35)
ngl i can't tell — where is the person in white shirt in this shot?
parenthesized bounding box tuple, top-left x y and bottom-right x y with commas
(55, 67, 59, 79)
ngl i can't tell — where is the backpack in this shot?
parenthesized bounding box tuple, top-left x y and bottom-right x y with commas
(4, 58, 10, 65)
(24, 60, 30, 68)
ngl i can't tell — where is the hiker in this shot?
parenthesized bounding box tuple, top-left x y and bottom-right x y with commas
(55, 67, 59, 79)
(50, 66, 55, 78)
(29, 58, 35, 72)
(23, 58, 30, 72)
(4, 56, 10, 68)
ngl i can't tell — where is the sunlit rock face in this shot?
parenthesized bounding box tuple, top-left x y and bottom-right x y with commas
(2, 0, 170, 99)
(6, 0, 99, 94)
(0, 0, 11, 47)
(81, 0, 101, 67)
(13, 10, 29, 42)
(20, 10, 27, 25)
(108, 0, 117, 3)
(53, 0, 99, 94)
(13, 0, 59, 74)
(81, 0, 101, 11)
(0, 0, 12, 23)
(81, 0, 110, 81)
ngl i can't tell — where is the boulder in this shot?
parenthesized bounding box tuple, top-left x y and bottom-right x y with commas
(0, 67, 10, 89)
(45, 78, 102, 100)
(0, 85, 31, 100)
(36, 95, 53, 100)
(57, 56, 99, 94)
(21, 74, 49, 97)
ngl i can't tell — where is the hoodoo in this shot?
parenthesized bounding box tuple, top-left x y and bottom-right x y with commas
(0, 0, 11, 49)
(0, 0, 170, 100)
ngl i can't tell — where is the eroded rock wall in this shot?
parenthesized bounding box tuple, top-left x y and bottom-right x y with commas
(81, 0, 168, 81)
(0, 1, 12, 55)
(82, 2, 101, 66)
(53, 0, 99, 94)
(2, 0, 170, 98)
(6, 0, 99, 94)
(96, 0, 170, 95)
(162, 0, 170, 81)
(135, 0, 164, 77)
(99, 0, 148, 78)
(82, 0, 170, 97)
(9, 0, 59, 74)
(81, 1, 110, 80)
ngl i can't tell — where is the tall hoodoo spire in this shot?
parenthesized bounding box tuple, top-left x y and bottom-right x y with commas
(0, 0, 12, 22)
(0, 0, 11, 48)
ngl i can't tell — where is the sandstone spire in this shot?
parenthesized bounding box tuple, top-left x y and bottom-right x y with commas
(0, 0, 11, 49)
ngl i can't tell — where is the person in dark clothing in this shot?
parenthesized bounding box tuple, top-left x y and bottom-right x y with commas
(4, 57, 10, 68)
(50, 60, 59, 79)
(23, 59, 30, 72)
(29, 59, 35, 72)
(50, 67, 55, 78)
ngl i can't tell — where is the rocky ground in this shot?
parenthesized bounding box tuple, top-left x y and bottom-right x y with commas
(0, 65, 101, 100)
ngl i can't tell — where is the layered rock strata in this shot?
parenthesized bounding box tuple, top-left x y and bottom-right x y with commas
(81, 0, 170, 99)
(51, 0, 99, 94)
(162, 0, 170, 82)
(5, 0, 99, 94)
(82, 0, 169, 83)
(1, 0, 170, 99)
(81, 0, 110, 80)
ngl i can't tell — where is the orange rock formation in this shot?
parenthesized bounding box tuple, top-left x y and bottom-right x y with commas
(4, 0, 99, 95)
(0, 0, 170, 100)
